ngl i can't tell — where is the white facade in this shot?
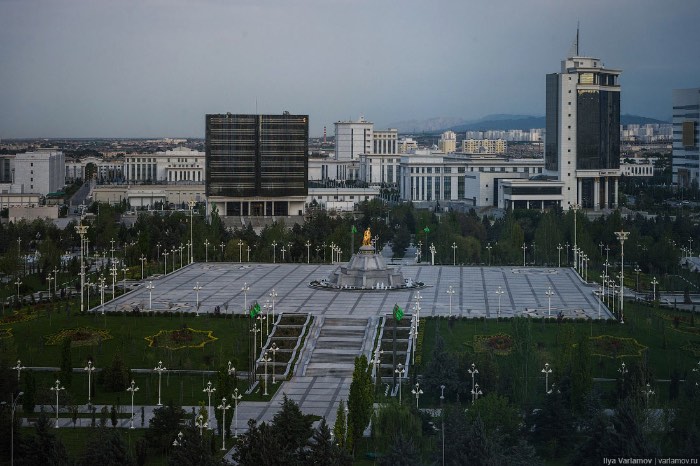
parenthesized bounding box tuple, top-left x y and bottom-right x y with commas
(124, 147, 205, 184)
(333, 117, 373, 180)
(2, 149, 65, 195)
(307, 186, 381, 212)
(398, 138, 418, 154)
(620, 162, 654, 177)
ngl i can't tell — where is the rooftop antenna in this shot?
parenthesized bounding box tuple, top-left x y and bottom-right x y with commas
(567, 21, 580, 58)
(576, 21, 579, 56)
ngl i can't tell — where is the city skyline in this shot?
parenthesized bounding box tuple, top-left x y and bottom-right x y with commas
(1, 0, 698, 139)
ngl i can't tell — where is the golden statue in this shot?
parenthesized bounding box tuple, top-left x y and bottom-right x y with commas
(362, 227, 372, 247)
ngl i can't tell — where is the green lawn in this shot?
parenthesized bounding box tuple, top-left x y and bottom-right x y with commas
(418, 301, 700, 407)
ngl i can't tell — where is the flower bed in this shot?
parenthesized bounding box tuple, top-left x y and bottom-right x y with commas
(589, 335, 647, 358)
(474, 333, 514, 355)
(277, 315, 307, 326)
(0, 328, 12, 339)
(269, 338, 298, 350)
(145, 327, 218, 350)
(0, 312, 37, 326)
(45, 327, 113, 347)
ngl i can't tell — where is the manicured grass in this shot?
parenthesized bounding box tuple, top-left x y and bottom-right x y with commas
(418, 301, 700, 407)
(2, 307, 260, 372)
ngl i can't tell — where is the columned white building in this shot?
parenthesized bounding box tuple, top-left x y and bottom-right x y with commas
(124, 147, 205, 184)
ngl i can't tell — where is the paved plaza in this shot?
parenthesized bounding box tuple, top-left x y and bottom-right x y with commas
(90, 261, 611, 454)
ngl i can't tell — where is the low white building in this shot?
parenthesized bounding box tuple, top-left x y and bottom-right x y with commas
(307, 186, 381, 212)
(124, 147, 205, 184)
(0, 149, 65, 196)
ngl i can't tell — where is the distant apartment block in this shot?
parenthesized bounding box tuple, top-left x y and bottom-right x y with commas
(462, 139, 507, 154)
(672, 88, 700, 188)
(438, 131, 457, 153)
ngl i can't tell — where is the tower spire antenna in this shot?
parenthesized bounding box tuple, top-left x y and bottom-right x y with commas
(576, 21, 580, 56)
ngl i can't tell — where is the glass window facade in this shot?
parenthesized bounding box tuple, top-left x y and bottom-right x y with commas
(576, 90, 620, 170)
(206, 113, 308, 197)
(545, 74, 559, 172)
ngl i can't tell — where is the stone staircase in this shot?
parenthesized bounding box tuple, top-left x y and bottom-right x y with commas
(303, 317, 370, 377)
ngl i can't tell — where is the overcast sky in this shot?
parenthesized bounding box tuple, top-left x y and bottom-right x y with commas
(1, 0, 698, 138)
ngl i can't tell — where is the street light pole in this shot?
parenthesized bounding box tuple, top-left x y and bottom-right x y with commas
(1, 392, 22, 466)
(50, 379, 65, 428)
(571, 204, 580, 271)
(468, 363, 478, 404)
(217, 397, 231, 450)
(447, 285, 455, 317)
(496, 286, 504, 320)
(270, 342, 279, 384)
(522, 242, 527, 267)
(262, 351, 271, 395)
(127, 380, 139, 429)
(99, 275, 106, 315)
(76, 224, 88, 314)
(615, 230, 630, 324)
(411, 383, 423, 408)
(188, 200, 196, 264)
(452, 242, 457, 266)
(634, 265, 641, 301)
(651, 276, 658, 301)
(471, 383, 483, 403)
(269, 289, 277, 325)
(557, 243, 563, 267)
(394, 363, 405, 403)
(140, 254, 146, 280)
(154, 361, 166, 406)
(271, 241, 277, 263)
(193, 282, 202, 317)
(541, 363, 552, 394)
(306, 240, 311, 264)
(232, 388, 242, 438)
(146, 281, 154, 312)
(203, 381, 216, 430)
(238, 240, 243, 263)
(84, 360, 95, 405)
(546, 286, 555, 318)
(486, 242, 492, 266)
(12, 360, 24, 382)
(195, 414, 208, 436)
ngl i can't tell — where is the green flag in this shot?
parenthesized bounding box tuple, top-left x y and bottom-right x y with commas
(249, 302, 261, 318)
(393, 304, 404, 321)
(423, 226, 430, 233)
(352, 225, 357, 233)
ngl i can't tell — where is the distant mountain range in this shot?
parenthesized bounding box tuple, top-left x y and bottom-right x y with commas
(388, 114, 670, 134)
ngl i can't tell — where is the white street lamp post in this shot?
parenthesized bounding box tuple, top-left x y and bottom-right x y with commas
(162, 250, 168, 275)
(270, 342, 279, 384)
(451, 242, 457, 266)
(140, 254, 146, 279)
(651, 276, 658, 301)
(271, 241, 277, 263)
(238, 240, 243, 263)
(411, 383, 423, 408)
(232, 388, 243, 437)
(13, 360, 24, 382)
(203, 381, 216, 430)
(642, 383, 655, 407)
(76, 224, 88, 314)
(615, 230, 629, 324)
(306, 240, 311, 264)
(204, 239, 210, 263)
(52, 266, 59, 296)
(217, 397, 231, 450)
(269, 289, 277, 325)
(571, 204, 580, 271)
(99, 275, 106, 315)
(50, 379, 65, 428)
(14, 278, 22, 302)
(395, 363, 405, 404)
(280, 246, 286, 262)
(195, 414, 208, 436)
(496, 286, 504, 319)
(468, 363, 479, 403)
(522, 242, 527, 266)
(486, 242, 493, 266)
(541, 363, 552, 394)
(84, 360, 95, 405)
(154, 361, 166, 406)
(557, 243, 563, 267)
(241, 282, 249, 312)
(146, 281, 154, 312)
(188, 200, 196, 263)
(1, 392, 22, 466)
(193, 282, 202, 317)
(545, 286, 555, 318)
(127, 380, 139, 429)
(262, 351, 271, 395)
(471, 383, 483, 403)
(447, 285, 455, 317)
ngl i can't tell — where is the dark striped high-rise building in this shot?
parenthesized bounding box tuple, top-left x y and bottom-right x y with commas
(205, 112, 308, 217)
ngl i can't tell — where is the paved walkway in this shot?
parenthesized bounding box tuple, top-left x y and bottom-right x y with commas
(28, 261, 611, 458)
